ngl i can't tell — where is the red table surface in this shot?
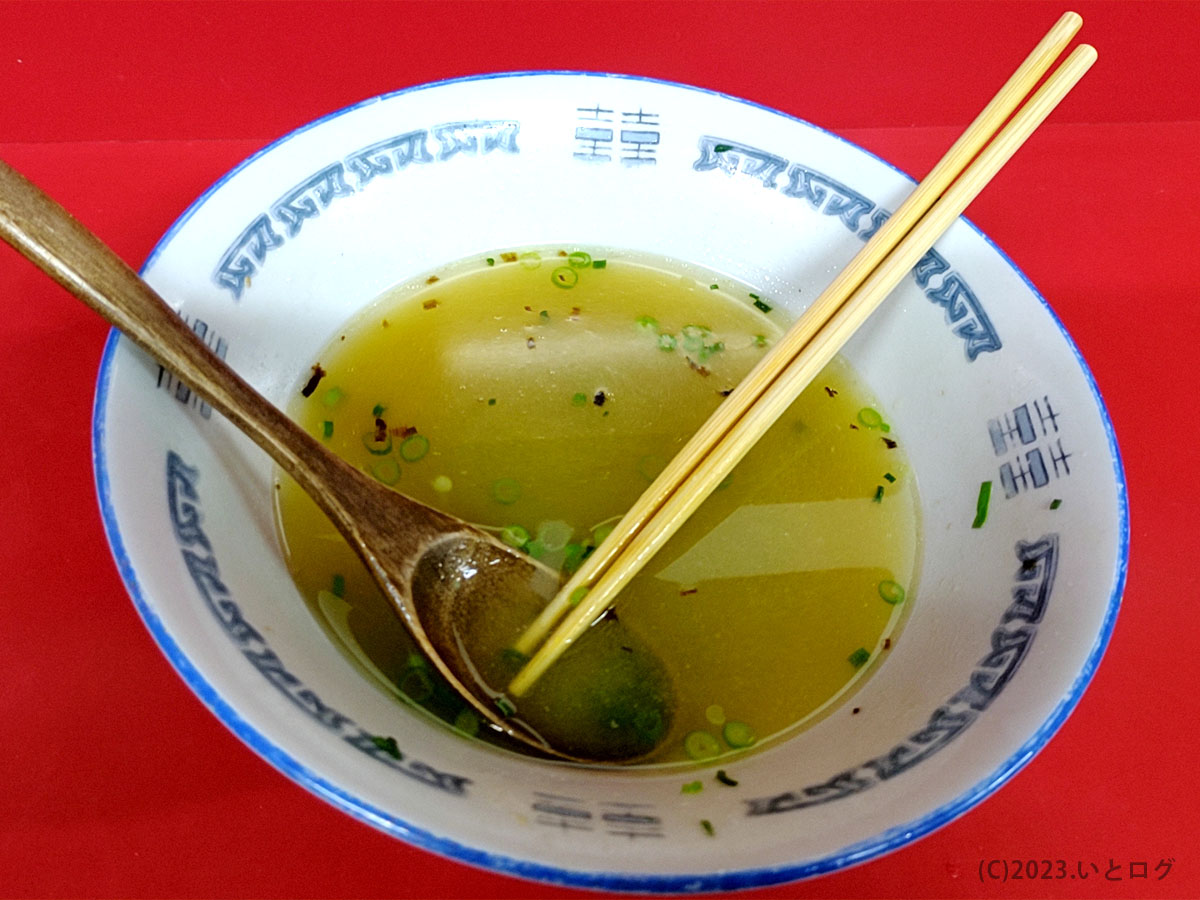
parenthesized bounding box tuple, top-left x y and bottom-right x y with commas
(1, 2, 1196, 898)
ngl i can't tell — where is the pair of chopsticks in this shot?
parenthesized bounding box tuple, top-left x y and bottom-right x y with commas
(506, 12, 1096, 698)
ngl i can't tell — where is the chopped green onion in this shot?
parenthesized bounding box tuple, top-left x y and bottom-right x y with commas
(872, 485, 885, 503)
(330, 574, 346, 598)
(705, 704, 726, 725)
(883, 472, 896, 483)
(700, 819, 715, 836)
(681, 780, 703, 794)
(637, 454, 666, 481)
(878, 580, 906, 605)
(495, 696, 517, 717)
(500, 524, 530, 548)
(591, 522, 615, 545)
(713, 143, 733, 152)
(432, 475, 453, 493)
(370, 735, 402, 759)
(753, 334, 768, 347)
(487, 397, 497, 406)
(322, 386, 344, 407)
(848, 647, 870, 669)
(371, 403, 387, 417)
(321, 420, 334, 439)
(657, 333, 677, 351)
(857, 407, 891, 432)
(591, 259, 607, 269)
(371, 458, 401, 485)
(501, 647, 529, 666)
(709, 283, 719, 290)
(715, 769, 738, 786)
(972, 480, 992, 528)
(453, 708, 480, 736)
(1050, 498, 1062, 510)
(571, 391, 588, 407)
(539, 309, 550, 319)
(361, 431, 392, 455)
(485, 256, 495, 266)
(635, 314, 659, 332)
(399, 666, 434, 702)
(568, 585, 589, 607)
(491, 477, 522, 505)
(567, 250, 592, 268)
(518, 251, 542, 268)
(722, 721, 756, 748)
(562, 542, 587, 574)
(683, 730, 722, 760)
(752, 297, 772, 313)
(551, 266, 578, 289)
(398, 433, 430, 462)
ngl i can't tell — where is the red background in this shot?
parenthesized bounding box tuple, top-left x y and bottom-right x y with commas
(1, 2, 1196, 898)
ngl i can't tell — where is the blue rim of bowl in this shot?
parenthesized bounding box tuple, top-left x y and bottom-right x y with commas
(91, 70, 1129, 893)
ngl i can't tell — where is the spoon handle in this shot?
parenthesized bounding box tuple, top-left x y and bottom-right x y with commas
(0, 159, 357, 529)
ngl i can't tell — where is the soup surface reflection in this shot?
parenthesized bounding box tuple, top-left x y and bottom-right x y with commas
(274, 248, 920, 765)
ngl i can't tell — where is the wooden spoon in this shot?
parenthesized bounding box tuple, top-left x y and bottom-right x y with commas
(0, 158, 669, 763)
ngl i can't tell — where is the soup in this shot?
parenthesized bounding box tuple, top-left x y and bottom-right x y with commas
(273, 248, 920, 765)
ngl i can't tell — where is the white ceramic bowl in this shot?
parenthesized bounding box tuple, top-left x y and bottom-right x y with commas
(93, 73, 1127, 892)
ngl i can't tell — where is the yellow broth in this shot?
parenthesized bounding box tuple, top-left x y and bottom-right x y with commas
(274, 248, 920, 765)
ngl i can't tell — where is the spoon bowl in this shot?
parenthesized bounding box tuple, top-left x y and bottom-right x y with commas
(0, 157, 669, 764)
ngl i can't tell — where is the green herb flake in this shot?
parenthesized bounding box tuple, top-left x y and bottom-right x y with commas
(540, 309, 550, 319)
(715, 769, 739, 787)
(681, 780, 703, 794)
(753, 334, 768, 347)
(883, 472, 896, 483)
(635, 314, 659, 332)
(321, 420, 334, 439)
(972, 480, 993, 528)
(370, 735, 402, 760)
(872, 485, 885, 503)
(713, 143, 733, 152)
(322, 386, 344, 407)
(485, 256, 495, 266)
(709, 283, 720, 290)
(330, 573, 346, 598)
(568, 585, 590, 607)
(752, 297, 773, 314)
(848, 647, 870, 668)
(371, 403, 387, 417)
(487, 397, 497, 406)
(1050, 498, 1063, 510)
(700, 819, 716, 837)
(591, 259, 607, 269)
(571, 391, 589, 407)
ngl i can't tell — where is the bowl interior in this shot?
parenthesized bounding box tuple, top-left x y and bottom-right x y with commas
(93, 73, 1126, 891)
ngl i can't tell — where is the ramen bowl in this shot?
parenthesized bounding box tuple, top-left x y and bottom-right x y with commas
(93, 73, 1126, 891)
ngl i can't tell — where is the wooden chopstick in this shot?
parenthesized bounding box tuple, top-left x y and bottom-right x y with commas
(508, 26, 1096, 696)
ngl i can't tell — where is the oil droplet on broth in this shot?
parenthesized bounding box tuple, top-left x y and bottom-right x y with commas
(274, 248, 921, 766)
